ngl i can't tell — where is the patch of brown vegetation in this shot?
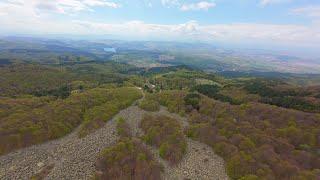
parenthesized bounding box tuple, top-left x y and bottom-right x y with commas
(140, 114, 187, 165)
(185, 96, 320, 179)
(95, 117, 162, 180)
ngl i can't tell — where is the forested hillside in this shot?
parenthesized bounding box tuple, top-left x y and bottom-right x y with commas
(0, 52, 319, 179)
(1, 0, 320, 177)
(140, 69, 320, 179)
(0, 59, 143, 155)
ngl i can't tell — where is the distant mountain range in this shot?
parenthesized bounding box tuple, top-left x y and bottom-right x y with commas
(0, 36, 319, 74)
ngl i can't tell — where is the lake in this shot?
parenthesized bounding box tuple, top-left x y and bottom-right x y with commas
(104, 47, 116, 53)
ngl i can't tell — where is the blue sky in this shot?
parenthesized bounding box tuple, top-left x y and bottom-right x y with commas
(75, 0, 314, 25)
(0, 0, 319, 56)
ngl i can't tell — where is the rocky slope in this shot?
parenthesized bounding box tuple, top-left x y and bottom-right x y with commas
(0, 97, 229, 180)
(0, 112, 119, 180)
(123, 106, 229, 180)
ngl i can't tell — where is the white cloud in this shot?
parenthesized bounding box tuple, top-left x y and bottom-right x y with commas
(160, 0, 215, 11)
(82, 0, 120, 8)
(291, 6, 320, 18)
(260, 0, 291, 6)
(45, 0, 121, 13)
(181, 1, 216, 11)
(0, 0, 121, 16)
(0, 0, 319, 51)
(161, 0, 180, 7)
(5, 17, 316, 48)
(0, 12, 7, 16)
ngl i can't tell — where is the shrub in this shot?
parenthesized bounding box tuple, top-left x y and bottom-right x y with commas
(153, 90, 187, 115)
(213, 142, 238, 159)
(272, 160, 299, 179)
(95, 138, 162, 180)
(140, 114, 187, 164)
(78, 87, 142, 137)
(96, 116, 162, 180)
(238, 137, 256, 152)
(194, 84, 241, 105)
(116, 117, 131, 138)
(239, 174, 259, 180)
(159, 142, 169, 158)
(188, 110, 211, 124)
(294, 169, 320, 180)
(185, 122, 229, 147)
(226, 152, 257, 179)
(184, 93, 201, 111)
(139, 99, 160, 112)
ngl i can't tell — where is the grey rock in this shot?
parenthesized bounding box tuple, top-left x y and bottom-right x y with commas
(0, 93, 229, 180)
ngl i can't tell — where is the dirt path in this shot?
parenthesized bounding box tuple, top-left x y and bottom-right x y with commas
(122, 106, 229, 180)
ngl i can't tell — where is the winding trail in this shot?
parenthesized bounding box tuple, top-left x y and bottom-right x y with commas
(0, 89, 229, 180)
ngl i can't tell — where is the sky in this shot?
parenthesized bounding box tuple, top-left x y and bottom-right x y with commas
(0, 0, 320, 56)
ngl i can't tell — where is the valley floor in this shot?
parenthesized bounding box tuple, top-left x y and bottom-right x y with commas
(0, 99, 228, 180)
